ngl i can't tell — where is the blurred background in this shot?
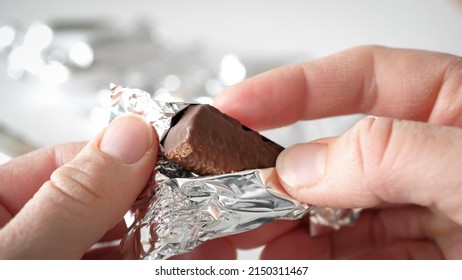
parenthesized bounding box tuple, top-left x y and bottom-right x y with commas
(0, 0, 462, 257)
(1, 0, 462, 158)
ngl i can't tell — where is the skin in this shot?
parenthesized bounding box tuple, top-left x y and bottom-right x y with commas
(1, 45, 461, 259)
(215, 45, 462, 259)
(0, 116, 235, 259)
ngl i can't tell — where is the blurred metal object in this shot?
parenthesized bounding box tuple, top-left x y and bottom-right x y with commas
(0, 18, 249, 156)
(309, 207, 362, 230)
(0, 19, 247, 99)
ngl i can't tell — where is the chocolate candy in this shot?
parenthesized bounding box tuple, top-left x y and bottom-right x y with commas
(163, 104, 284, 175)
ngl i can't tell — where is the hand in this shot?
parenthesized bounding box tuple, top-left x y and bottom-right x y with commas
(0, 115, 156, 259)
(0, 115, 235, 259)
(215, 45, 462, 259)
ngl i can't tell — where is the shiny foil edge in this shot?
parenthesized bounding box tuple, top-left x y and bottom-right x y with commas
(121, 168, 312, 260)
(110, 85, 361, 260)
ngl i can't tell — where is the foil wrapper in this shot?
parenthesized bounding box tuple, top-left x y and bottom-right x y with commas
(111, 85, 360, 260)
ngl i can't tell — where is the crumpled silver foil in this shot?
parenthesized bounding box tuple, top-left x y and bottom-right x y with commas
(111, 85, 360, 260)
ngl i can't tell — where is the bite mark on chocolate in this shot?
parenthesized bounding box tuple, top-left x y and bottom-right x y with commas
(163, 104, 284, 175)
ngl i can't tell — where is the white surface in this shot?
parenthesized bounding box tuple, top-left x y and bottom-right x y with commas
(0, 151, 10, 164)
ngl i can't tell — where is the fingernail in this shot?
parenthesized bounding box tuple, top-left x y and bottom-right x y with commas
(276, 143, 327, 188)
(99, 115, 153, 164)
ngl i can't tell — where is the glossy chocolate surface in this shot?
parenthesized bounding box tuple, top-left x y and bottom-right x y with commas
(163, 104, 283, 175)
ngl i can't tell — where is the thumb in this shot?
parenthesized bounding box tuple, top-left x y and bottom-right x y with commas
(0, 115, 157, 259)
(276, 117, 462, 224)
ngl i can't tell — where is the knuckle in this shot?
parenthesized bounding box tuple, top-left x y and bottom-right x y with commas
(439, 59, 462, 125)
(359, 117, 396, 168)
(49, 163, 104, 207)
(352, 44, 384, 54)
(344, 117, 398, 193)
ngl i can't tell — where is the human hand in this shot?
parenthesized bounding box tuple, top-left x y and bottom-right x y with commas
(0, 115, 235, 259)
(215, 46, 462, 259)
(0, 115, 157, 259)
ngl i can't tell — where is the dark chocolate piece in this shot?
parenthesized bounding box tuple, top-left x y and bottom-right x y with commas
(163, 104, 284, 175)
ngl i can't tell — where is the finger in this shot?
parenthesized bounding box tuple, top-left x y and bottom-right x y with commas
(276, 117, 462, 225)
(99, 220, 127, 242)
(83, 220, 130, 260)
(350, 241, 443, 260)
(0, 143, 85, 217)
(82, 221, 128, 259)
(261, 207, 437, 260)
(0, 115, 157, 259)
(170, 238, 237, 260)
(227, 220, 300, 249)
(227, 203, 418, 251)
(226, 202, 410, 250)
(0, 204, 10, 228)
(83, 244, 123, 260)
(215, 46, 462, 130)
